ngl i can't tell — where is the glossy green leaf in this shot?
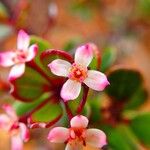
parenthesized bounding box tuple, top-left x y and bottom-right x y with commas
(125, 87, 148, 110)
(88, 93, 103, 122)
(31, 100, 62, 123)
(116, 125, 144, 150)
(13, 93, 50, 116)
(102, 125, 132, 150)
(63, 37, 83, 51)
(14, 93, 62, 123)
(30, 36, 51, 67)
(81, 103, 91, 117)
(68, 87, 83, 114)
(11, 66, 50, 102)
(67, 87, 90, 117)
(106, 69, 143, 101)
(89, 54, 98, 70)
(30, 36, 50, 52)
(102, 125, 142, 150)
(101, 47, 116, 72)
(130, 112, 150, 147)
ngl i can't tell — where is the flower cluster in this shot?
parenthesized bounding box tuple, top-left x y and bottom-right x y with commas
(0, 30, 109, 150)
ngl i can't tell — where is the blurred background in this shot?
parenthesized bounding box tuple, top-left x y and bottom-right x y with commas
(0, 0, 150, 150)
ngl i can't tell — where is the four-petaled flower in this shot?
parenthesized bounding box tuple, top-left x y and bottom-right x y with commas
(0, 30, 38, 80)
(0, 104, 29, 150)
(48, 115, 107, 150)
(48, 43, 109, 101)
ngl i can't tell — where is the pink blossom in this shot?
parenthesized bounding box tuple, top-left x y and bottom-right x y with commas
(0, 30, 38, 81)
(0, 104, 30, 150)
(48, 115, 107, 150)
(48, 43, 109, 101)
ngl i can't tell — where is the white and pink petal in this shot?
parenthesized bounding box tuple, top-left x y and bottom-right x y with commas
(75, 44, 93, 67)
(0, 114, 11, 130)
(0, 52, 15, 67)
(17, 30, 30, 50)
(48, 59, 71, 77)
(19, 123, 30, 142)
(11, 134, 23, 150)
(48, 127, 69, 143)
(26, 44, 38, 62)
(70, 115, 89, 128)
(60, 79, 81, 101)
(2, 104, 17, 121)
(8, 63, 25, 81)
(85, 129, 107, 148)
(83, 70, 110, 91)
(65, 141, 83, 150)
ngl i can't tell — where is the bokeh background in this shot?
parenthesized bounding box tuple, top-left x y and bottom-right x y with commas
(0, 0, 150, 150)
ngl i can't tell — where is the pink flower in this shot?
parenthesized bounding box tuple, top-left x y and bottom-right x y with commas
(0, 30, 38, 81)
(48, 43, 109, 101)
(48, 115, 107, 150)
(0, 104, 30, 150)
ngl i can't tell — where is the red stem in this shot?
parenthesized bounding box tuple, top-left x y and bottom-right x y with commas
(77, 85, 89, 114)
(46, 114, 62, 128)
(63, 101, 73, 121)
(40, 49, 74, 64)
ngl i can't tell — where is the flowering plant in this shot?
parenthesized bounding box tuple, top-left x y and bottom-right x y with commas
(0, 30, 109, 150)
(0, 30, 149, 150)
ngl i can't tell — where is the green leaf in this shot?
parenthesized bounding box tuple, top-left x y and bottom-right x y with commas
(14, 93, 62, 123)
(102, 125, 132, 150)
(30, 36, 50, 52)
(130, 112, 150, 147)
(63, 37, 83, 51)
(89, 54, 98, 70)
(117, 125, 144, 150)
(88, 93, 103, 122)
(11, 66, 50, 102)
(31, 101, 62, 123)
(101, 47, 116, 72)
(80, 103, 91, 117)
(68, 87, 83, 114)
(106, 69, 143, 101)
(125, 87, 148, 110)
(67, 87, 90, 117)
(30, 36, 51, 67)
(13, 93, 50, 116)
(102, 125, 143, 150)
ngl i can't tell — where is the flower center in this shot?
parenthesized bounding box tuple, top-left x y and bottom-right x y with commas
(13, 50, 27, 63)
(68, 63, 87, 82)
(69, 127, 86, 146)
